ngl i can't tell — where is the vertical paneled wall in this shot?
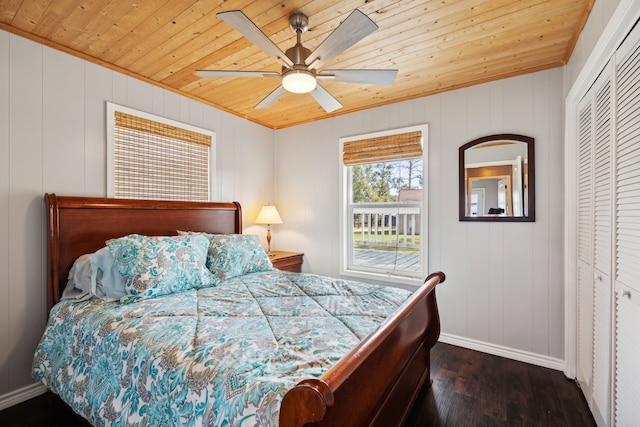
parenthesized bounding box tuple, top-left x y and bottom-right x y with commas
(0, 30, 275, 400)
(274, 68, 565, 363)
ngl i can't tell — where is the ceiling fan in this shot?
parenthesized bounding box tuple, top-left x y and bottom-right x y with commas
(196, 9, 398, 112)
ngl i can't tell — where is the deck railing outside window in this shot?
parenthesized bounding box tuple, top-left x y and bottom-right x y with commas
(349, 202, 421, 275)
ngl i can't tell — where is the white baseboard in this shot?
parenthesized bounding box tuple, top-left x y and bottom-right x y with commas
(0, 383, 47, 411)
(439, 333, 565, 372)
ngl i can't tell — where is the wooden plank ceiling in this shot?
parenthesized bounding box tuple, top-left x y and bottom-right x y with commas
(1, 0, 593, 129)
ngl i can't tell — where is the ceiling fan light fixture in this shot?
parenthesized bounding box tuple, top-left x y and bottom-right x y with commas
(282, 69, 317, 94)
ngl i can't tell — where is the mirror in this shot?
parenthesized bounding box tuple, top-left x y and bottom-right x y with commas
(459, 134, 535, 222)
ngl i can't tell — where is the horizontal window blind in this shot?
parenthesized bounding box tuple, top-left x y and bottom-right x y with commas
(113, 111, 210, 201)
(343, 130, 423, 166)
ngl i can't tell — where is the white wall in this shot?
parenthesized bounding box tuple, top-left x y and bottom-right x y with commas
(0, 30, 275, 402)
(275, 68, 566, 366)
(564, 0, 620, 94)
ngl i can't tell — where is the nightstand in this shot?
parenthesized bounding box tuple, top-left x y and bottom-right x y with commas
(270, 251, 304, 272)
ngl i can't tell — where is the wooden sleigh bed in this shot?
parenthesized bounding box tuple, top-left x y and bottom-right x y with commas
(42, 193, 445, 427)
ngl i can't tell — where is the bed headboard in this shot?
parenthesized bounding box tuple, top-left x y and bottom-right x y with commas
(45, 193, 242, 312)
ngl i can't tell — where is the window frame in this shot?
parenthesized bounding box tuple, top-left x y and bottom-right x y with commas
(339, 124, 428, 286)
(106, 102, 216, 201)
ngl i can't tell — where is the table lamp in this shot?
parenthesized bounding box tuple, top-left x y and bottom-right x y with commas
(255, 205, 283, 256)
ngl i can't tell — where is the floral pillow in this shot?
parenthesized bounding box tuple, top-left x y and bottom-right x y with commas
(179, 232, 274, 280)
(207, 234, 274, 280)
(106, 233, 214, 302)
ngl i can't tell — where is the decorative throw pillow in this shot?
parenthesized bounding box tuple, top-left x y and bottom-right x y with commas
(107, 234, 214, 301)
(180, 233, 274, 280)
(176, 230, 218, 267)
(207, 234, 274, 280)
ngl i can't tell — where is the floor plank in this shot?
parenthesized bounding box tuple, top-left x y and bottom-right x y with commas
(0, 342, 595, 426)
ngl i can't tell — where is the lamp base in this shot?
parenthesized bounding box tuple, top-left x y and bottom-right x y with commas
(266, 227, 274, 257)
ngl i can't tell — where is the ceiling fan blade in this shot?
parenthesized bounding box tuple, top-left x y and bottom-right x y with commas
(305, 10, 378, 70)
(310, 84, 342, 112)
(255, 85, 287, 109)
(318, 69, 398, 85)
(197, 70, 281, 78)
(217, 10, 294, 68)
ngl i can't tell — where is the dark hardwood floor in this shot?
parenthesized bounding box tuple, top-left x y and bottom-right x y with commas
(404, 343, 595, 427)
(0, 343, 595, 427)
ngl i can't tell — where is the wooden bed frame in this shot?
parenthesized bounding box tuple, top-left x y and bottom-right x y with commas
(45, 193, 445, 427)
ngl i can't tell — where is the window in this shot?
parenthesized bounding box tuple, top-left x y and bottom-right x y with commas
(106, 102, 215, 201)
(340, 125, 428, 285)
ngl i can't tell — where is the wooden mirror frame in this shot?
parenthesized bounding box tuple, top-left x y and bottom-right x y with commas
(459, 134, 535, 222)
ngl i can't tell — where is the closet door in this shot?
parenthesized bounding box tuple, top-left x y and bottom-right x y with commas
(576, 65, 614, 425)
(613, 286, 640, 425)
(613, 21, 640, 427)
(576, 88, 594, 403)
(591, 65, 613, 427)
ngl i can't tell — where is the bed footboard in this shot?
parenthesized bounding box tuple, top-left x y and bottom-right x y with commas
(279, 271, 445, 427)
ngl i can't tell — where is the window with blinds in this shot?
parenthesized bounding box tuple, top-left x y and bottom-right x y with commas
(106, 103, 215, 201)
(340, 125, 428, 285)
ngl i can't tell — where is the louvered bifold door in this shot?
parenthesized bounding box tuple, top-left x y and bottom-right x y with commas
(576, 92, 594, 402)
(614, 286, 640, 426)
(614, 22, 640, 427)
(591, 66, 613, 427)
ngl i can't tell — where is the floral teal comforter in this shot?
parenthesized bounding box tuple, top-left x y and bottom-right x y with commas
(32, 271, 411, 427)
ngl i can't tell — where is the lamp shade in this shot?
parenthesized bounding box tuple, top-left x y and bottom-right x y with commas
(282, 70, 317, 94)
(255, 205, 283, 225)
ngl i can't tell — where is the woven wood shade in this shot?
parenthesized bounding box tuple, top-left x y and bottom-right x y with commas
(113, 111, 211, 201)
(343, 130, 423, 166)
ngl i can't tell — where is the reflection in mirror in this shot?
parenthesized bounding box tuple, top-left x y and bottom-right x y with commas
(459, 134, 535, 222)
